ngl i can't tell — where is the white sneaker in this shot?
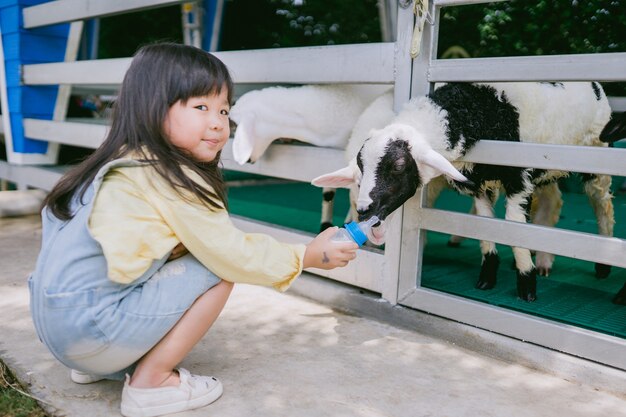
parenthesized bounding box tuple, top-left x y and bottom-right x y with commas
(70, 369, 104, 384)
(120, 368, 223, 417)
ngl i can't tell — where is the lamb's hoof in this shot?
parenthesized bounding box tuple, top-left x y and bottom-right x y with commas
(320, 222, 334, 232)
(595, 263, 611, 279)
(612, 283, 626, 305)
(537, 267, 551, 277)
(517, 268, 537, 302)
(475, 279, 496, 290)
(476, 252, 499, 290)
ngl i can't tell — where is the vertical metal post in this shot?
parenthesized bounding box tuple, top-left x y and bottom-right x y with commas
(380, 1, 416, 304)
(378, 0, 398, 42)
(396, 0, 439, 303)
(205, 0, 225, 52)
(87, 19, 99, 60)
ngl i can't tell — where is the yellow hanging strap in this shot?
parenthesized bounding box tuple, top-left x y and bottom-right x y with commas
(410, 0, 431, 59)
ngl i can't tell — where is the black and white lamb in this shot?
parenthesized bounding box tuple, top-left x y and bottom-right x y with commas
(229, 83, 391, 232)
(313, 82, 616, 302)
(319, 89, 396, 230)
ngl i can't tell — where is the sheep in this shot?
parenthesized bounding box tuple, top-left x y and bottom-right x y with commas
(320, 87, 564, 274)
(228, 83, 391, 232)
(321, 88, 565, 273)
(312, 82, 616, 302)
(323, 90, 475, 241)
(229, 84, 390, 164)
(319, 89, 396, 229)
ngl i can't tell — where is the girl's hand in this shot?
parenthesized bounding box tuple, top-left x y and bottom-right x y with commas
(303, 227, 359, 270)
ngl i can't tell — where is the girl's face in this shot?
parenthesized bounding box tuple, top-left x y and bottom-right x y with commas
(164, 89, 230, 162)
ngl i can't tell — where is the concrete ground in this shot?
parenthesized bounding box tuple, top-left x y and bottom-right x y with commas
(1, 213, 626, 417)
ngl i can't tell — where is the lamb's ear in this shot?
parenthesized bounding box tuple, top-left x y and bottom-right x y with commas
(311, 165, 356, 189)
(418, 149, 469, 183)
(232, 115, 256, 165)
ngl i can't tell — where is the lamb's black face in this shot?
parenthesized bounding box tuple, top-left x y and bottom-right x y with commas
(356, 139, 422, 222)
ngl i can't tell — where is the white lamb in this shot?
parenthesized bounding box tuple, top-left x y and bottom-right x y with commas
(229, 84, 390, 164)
(313, 82, 615, 302)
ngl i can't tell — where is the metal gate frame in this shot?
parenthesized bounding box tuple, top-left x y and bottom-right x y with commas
(389, 0, 626, 371)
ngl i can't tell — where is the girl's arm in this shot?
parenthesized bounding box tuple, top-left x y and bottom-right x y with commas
(165, 228, 358, 270)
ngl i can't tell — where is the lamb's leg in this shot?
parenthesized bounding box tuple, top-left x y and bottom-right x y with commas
(506, 190, 537, 302)
(530, 182, 563, 277)
(426, 175, 446, 208)
(320, 187, 335, 232)
(425, 176, 446, 247)
(448, 201, 474, 247)
(474, 192, 500, 290)
(580, 173, 615, 278)
(450, 186, 501, 247)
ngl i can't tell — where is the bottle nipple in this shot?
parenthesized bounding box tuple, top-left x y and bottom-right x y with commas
(344, 215, 380, 246)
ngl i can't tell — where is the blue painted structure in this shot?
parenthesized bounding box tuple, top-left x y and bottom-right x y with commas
(0, 0, 225, 160)
(0, 0, 69, 156)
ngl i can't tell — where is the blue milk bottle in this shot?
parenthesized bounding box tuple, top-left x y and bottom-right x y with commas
(331, 215, 380, 247)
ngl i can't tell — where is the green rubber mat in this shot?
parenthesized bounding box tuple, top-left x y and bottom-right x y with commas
(422, 231, 626, 338)
(423, 186, 626, 339)
(226, 172, 626, 338)
(227, 173, 351, 235)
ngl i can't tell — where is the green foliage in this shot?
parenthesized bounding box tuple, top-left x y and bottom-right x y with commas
(220, 0, 381, 50)
(97, 1, 381, 56)
(98, 6, 182, 58)
(0, 362, 47, 417)
(438, 0, 626, 94)
(439, 0, 626, 57)
(97, 1, 624, 59)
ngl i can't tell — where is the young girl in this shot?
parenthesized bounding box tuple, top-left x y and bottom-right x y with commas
(29, 43, 358, 417)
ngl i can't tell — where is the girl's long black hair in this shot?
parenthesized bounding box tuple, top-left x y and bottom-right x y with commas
(44, 42, 234, 220)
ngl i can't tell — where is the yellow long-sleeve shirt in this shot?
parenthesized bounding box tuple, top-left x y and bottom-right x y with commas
(88, 161, 306, 292)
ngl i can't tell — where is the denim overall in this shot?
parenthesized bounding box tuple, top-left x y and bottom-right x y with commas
(29, 159, 221, 379)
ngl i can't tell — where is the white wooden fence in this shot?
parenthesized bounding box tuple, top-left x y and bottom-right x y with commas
(0, 0, 624, 370)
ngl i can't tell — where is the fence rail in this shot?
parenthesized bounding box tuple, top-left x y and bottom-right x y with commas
(23, 0, 188, 28)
